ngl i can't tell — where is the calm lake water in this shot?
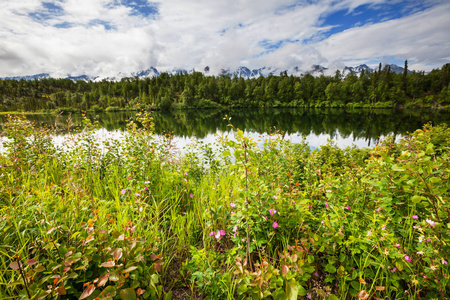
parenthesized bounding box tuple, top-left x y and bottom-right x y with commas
(1, 108, 449, 151)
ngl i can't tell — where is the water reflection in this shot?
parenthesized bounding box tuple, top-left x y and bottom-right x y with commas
(1, 108, 449, 148)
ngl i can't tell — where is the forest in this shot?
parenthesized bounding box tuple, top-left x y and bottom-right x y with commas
(0, 62, 449, 113)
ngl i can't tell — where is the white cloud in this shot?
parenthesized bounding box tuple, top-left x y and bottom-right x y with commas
(0, 0, 448, 77)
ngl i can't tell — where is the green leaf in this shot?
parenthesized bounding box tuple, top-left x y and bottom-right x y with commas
(164, 291, 173, 300)
(223, 150, 231, 157)
(286, 279, 298, 300)
(411, 195, 425, 203)
(298, 284, 307, 297)
(237, 284, 248, 295)
(120, 288, 136, 300)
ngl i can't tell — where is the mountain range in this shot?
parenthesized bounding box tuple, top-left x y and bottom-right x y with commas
(0, 64, 411, 82)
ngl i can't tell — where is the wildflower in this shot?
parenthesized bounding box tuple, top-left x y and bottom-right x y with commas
(190, 193, 193, 198)
(273, 195, 278, 199)
(423, 275, 427, 279)
(412, 215, 418, 219)
(220, 230, 225, 236)
(135, 193, 140, 197)
(376, 207, 381, 212)
(215, 231, 220, 239)
(384, 248, 389, 255)
(443, 260, 448, 265)
(269, 208, 277, 216)
(307, 204, 311, 209)
(426, 219, 436, 227)
(325, 203, 329, 207)
(382, 225, 386, 230)
(184, 172, 188, 176)
(144, 187, 148, 190)
(346, 206, 351, 210)
(231, 211, 235, 215)
(127, 177, 131, 180)
(326, 190, 332, 193)
(321, 220, 325, 224)
(233, 225, 238, 237)
(209, 231, 214, 236)
(121, 189, 126, 195)
(230, 202, 236, 208)
(272, 222, 279, 229)
(396, 243, 401, 247)
(404, 255, 412, 262)
(413, 225, 418, 229)
(144, 181, 150, 184)
(430, 265, 437, 271)
(263, 216, 267, 220)
(417, 251, 424, 255)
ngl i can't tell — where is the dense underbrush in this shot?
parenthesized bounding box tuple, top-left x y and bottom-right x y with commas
(0, 113, 449, 299)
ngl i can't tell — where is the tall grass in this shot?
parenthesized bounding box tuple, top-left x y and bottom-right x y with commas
(0, 113, 449, 299)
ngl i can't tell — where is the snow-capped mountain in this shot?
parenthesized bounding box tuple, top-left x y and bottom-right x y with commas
(0, 63, 412, 81)
(343, 64, 373, 75)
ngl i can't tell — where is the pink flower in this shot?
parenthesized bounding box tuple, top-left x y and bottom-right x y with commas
(396, 243, 401, 247)
(404, 255, 411, 262)
(190, 193, 193, 198)
(269, 209, 277, 216)
(325, 203, 329, 207)
(209, 231, 214, 236)
(144, 181, 150, 184)
(135, 193, 140, 197)
(184, 172, 188, 176)
(263, 216, 267, 220)
(346, 206, 351, 210)
(215, 231, 220, 239)
(121, 189, 126, 195)
(127, 177, 131, 180)
(220, 230, 225, 236)
(272, 222, 279, 229)
(321, 220, 325, 224)
(376, 207, 381, 212)
(442, 260, 448, 265)
(230, 202, 236, 208)
(412, 215, 418, 219)
(273, 195, 278, 199)
(144, 187, 148, 190)
(426, 219, 435, 226)
(233, 225, 238, 237)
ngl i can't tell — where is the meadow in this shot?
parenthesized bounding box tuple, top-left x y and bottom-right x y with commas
(0, 112, 449, 299)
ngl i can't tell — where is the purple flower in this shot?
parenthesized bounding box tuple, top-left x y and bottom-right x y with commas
(190, 193, 193, 198)
(121, 189, 126, 195)
(230, 202, 236, 208)
(209, 231, 214, 236)
(443, 260, 448, 265)
(426, 219, 435, 227)
(144, 187, 148, 190)
(412, 215, 418, 219)
(404, 255, 411, 262)
(376, 207, 381, 212)
(272, 222, 279, 229)
(269, 208, 277, 216)
(233, 225, 238, 237)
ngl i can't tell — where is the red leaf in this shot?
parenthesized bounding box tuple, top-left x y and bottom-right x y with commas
(282, 265, 289, 276)
(154, 262, 162, 272)
(136, 288, 146, 296)
(97, 273, 110, 287)
(79, 284, 95, 300)
(55, 286, 66, 295)
(26, 259, 39, 266)
(101, 261, 115, 268)
(10, 261, 22, 269)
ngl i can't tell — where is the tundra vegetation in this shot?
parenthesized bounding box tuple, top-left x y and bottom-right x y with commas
(0, 112, 449, 299)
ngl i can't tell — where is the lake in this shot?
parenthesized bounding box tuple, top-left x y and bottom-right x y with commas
(1, 108, 449, 151)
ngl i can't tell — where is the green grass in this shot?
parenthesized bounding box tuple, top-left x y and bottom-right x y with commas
(0, 113, 449, 299)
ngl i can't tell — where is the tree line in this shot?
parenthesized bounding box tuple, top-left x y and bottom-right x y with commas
(0, 61, 448, 112)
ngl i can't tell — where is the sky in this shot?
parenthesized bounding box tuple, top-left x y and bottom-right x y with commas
(0, 0, 449, 78)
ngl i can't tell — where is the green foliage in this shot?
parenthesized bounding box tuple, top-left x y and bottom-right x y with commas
(0, 114, 449, 299)
(1, 63, 449, 113)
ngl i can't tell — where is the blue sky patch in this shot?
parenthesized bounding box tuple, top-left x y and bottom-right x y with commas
(29, 1, 64, 22)
(319, 0, 435, 40)
(118, 0, 159, 18)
